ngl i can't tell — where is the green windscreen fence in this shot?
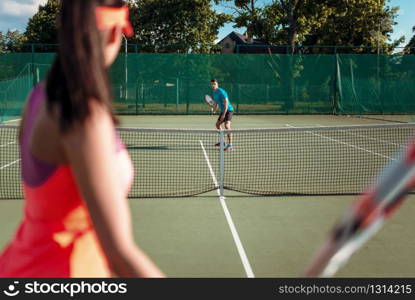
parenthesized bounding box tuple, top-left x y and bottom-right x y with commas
(110, 53, 336, 114)
(336, 54, 415, 114)
(1, 53, 414, 121)
(0, 53, 54, 122)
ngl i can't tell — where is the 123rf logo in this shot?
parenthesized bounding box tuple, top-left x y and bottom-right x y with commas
(3, 281, 20, 297)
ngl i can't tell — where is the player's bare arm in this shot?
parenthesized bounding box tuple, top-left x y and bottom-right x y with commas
(213, 102, 218, 113)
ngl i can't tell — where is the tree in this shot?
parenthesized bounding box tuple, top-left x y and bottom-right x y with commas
(0, 32, 5, 53)
(264, 0, 398, 53)
(127, 0, 231, 53)
(215, 0, 275, 42)
(303, 0, 402, 53)
(25, 0, 60, 44)
(404, 26, 415, 54)
(218, 1, 337, 52)
(269, 0, 338, 52)
(219, 0, 401, 53)
(0, 30, 27, 53)
(232, 0, 264, 40)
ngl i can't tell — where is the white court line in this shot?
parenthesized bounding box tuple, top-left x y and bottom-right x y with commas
(0, 159, 20, 170)
(0, 141, 16, 147)
(199, 140, 219, 189)
(2, 119, 21, 123)
(257, 137, 305, 142)
(314, 124, 402, 147)
(199, 140, 255, 278)
(286, 124, 395, 161)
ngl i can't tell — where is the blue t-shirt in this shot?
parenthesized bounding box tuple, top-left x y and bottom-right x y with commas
(212, 88, 234, 112)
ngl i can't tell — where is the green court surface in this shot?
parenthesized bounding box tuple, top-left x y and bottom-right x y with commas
(1, 194, 414, 277)
(1, 115, 415, 277)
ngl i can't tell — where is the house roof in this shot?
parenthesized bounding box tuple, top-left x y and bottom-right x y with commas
(217, 31, 265, 45)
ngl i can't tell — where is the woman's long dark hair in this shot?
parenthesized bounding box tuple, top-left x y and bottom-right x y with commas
(46, 0, 123, 131)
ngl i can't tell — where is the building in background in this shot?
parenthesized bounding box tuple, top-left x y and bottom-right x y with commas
(217, 31, 288, 54)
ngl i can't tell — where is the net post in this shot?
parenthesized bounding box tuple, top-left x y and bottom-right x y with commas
(176, 77, 179, 111)
(135, 84, 139, 115)
(219, 129, 225, 198)
(123, 36, 128, 101)
(31, 44, 36, 88)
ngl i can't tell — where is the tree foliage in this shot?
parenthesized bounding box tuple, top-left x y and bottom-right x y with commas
(268, 0, 337, 51)
(0, 30, 27, 53)
(218, 0, 401, 53)
(404, 26, 415, 54)
(7, 0, 405, 54)
(127, 0, 231, 53)
(24, 0, 60, 44)
(305, 0, 402, 53)
(216, 0, 276, 42)
(0, 32, 5, 52)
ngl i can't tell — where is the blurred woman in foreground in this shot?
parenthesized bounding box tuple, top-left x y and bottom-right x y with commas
(0, 0, 165, 278)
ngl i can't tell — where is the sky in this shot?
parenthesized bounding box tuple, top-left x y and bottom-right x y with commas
(0, 0, 46, 33)
(0, 0, 413, 48)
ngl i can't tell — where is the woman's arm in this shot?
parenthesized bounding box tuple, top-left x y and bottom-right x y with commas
(61, 101, 165, 277)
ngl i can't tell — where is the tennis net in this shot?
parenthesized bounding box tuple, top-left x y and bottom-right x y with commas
(1, 123, 415, 199)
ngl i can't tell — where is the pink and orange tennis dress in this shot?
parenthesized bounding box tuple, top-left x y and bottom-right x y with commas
(0, 84, 133, 277)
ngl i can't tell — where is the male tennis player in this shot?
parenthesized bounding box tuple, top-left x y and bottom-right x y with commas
(210, 79, 234, 151)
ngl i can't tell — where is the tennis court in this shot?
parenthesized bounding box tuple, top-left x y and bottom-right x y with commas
(1, 115, 415, 277)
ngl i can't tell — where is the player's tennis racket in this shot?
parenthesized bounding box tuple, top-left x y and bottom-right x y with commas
(204, 95, 215, 114)
(304, 137, 415, 277)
